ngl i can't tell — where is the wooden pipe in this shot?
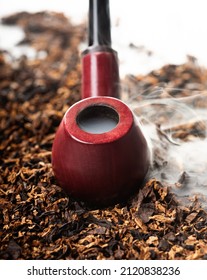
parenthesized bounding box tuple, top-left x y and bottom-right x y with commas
(52, 97, 150, 207)
(81, 0, 120, 99)
(52, 0, 150, 207)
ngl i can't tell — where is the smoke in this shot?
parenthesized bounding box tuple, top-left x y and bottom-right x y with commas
(124, 85, 207, 208)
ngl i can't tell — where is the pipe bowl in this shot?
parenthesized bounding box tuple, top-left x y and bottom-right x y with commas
(52, 97, 150, 207)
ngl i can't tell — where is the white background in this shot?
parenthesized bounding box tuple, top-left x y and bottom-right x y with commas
(0, 260, 207, 279)
(1, 0, 207, 76)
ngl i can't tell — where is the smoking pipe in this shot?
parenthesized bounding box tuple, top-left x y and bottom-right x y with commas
(82, 0, 119, 99)
(52, 0, 150, 207)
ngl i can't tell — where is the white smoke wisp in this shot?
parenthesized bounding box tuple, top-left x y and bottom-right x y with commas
(125, 85, 207, 208)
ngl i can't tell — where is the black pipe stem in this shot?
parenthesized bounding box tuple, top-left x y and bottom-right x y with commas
(89, 0, 111, 47)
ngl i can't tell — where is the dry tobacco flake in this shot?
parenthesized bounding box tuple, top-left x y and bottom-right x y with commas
(149, 214, 174, 224)
(1, 11, 207, 261)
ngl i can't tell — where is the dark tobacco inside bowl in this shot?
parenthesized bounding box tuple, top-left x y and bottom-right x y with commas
(1, 12, 207, 260)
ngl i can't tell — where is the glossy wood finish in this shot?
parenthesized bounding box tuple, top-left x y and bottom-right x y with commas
(52, 97, 150, 207)
(52, 0, 149, 207)
(81, 46, 120, 99)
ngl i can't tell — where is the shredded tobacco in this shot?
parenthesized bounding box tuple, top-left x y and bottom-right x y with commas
(1, 12, 207, 260)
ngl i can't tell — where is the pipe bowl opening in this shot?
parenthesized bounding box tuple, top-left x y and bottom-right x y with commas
(76, 104, 119, 134)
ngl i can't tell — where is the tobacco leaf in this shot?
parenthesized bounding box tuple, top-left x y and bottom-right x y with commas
(1, 11, 207, 260)
(0, 240, 22, 260)
(137, 202, 155, 223)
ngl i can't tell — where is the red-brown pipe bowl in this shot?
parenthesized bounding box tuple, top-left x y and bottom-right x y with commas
(52, 97, 150, 207)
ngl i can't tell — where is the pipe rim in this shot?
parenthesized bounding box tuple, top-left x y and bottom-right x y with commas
(64, 96, 133, 144)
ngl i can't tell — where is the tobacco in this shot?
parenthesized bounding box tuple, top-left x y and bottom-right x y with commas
(1, 12, 207, 260)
